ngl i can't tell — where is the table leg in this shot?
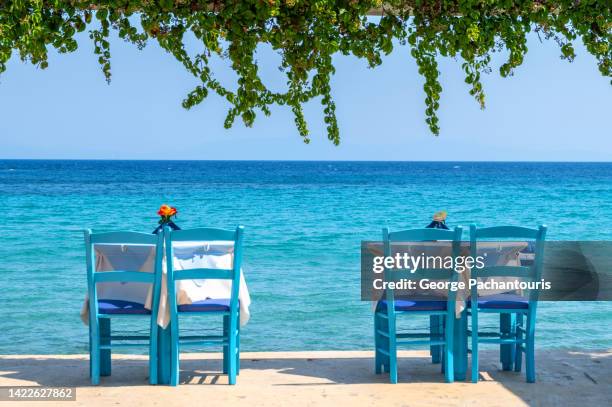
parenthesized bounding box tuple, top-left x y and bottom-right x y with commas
(500, 313, 515, 371)
(453, 311, 467, 381)
(430, 315, 441, 364)
(100, 318, 111, 376)
(157, 326, 171, 385)
(88, 329, 92, 378)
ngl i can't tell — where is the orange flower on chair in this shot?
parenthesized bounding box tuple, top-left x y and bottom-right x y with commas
(157, 204, 178, 224)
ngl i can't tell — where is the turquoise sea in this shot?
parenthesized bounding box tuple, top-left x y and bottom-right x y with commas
(1, 160, 611, 354)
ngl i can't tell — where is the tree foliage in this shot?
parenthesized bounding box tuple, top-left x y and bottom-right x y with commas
(0, 1, 610, 144)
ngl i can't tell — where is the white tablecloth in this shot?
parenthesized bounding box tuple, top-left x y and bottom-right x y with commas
(80, 241, 251, 328)
(367, 241, 528, 316)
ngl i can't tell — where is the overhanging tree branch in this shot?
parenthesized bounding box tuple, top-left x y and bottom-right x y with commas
(0, 1, 610, 144)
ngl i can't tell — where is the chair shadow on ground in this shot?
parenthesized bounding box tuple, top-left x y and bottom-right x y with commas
(0, 353, 444, 387)
(1, 350, 610, 394)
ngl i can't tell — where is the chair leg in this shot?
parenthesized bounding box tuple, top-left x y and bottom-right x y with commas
(526, 338, 535, 383)
(228, 316, 238, 385)
(430, 315, 441, 364)
(444, 315, 454, 383)
(235, 314, 240, 376)
(514, 313, 523, 373)
(471, 310, 479, 383)
(99, 318, 111, 377)
(170, 325, 180, 386)
(388, 314, 398, 384)
(525, 314, 536, 383)
(158, 327, 171, 385)
(223, 315, 229, 374)
(383, 323, 390, 373)
(500, 313, 514, 371)
(171, 340, 180, 386)
(389, 346, 398, 384)
(440, 316, 446, 374)
(149, 325, 158, 385)
(90, 322, 101, 385)
(515, 346, 524, 373)
(378, 312, 390, 373)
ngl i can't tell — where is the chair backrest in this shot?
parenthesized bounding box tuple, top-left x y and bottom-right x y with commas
(469, 224, 547, 302)
(382, 226, 463, 312)
(84, 230, 164, 317)
(164, 226, 245, 315)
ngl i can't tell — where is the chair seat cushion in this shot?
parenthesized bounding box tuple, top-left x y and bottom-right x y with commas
(475, 293, 529, 309)
(98, 299, 150, 315)
(178, 298, 234, 312)
(379, 299, 447, 312)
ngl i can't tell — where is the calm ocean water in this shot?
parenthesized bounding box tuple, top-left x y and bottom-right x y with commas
(1, 160, 611, 354)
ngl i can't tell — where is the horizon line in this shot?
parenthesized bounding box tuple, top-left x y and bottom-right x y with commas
(1, 158, 611, 163)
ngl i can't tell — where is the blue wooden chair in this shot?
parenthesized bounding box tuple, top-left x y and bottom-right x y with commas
(84, 230, 164, 385)
(164, 226, 244, 386)
(468, 224, 547, 383)
(374, 226, 463, 383)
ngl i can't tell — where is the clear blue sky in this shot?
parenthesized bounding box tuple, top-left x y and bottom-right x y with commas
(0, 20, 610, 161)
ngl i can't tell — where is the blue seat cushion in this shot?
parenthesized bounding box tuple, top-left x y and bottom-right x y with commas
(178, 298, 234, 313)
(475, 293, 529, 309)
(379, 299, 447, 312)
(98, 299, 150, 315)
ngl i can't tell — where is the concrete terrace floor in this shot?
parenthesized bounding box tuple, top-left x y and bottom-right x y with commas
(0, 350, 610, 407)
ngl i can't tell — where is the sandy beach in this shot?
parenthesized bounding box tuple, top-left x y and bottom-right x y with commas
(1, 349, 609, 406)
